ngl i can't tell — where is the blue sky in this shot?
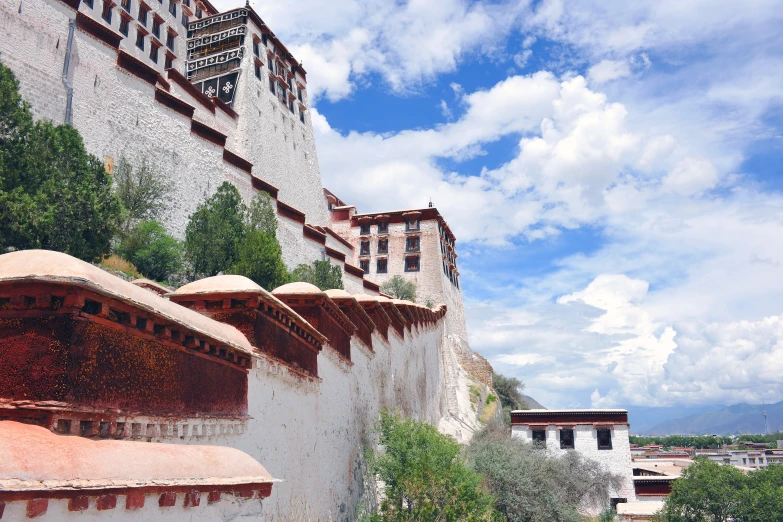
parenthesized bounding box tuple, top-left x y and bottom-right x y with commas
(220, 0, 783, 410)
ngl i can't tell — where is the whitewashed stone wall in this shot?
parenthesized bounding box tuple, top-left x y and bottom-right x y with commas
(512, 424, 637, 510)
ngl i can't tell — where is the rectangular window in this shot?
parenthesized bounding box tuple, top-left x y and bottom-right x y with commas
(377, 238, 388, 254)
(267, 56, 273, 70)
(406, 236, 420, 252)
(195, 7, 202, 17)
(377, 221, 388, 234)
(360, 241, 370, 256)
(406, 218, 420, 231)
(405, 255, 420, 272)
(101, 1, 113, 23)
(560, 429, 575, 449)
(376, 258, 388, 274)
(84, 0, 93, 8)
(360, 223, 371, 235)
(597, 428, 612, 450)
(299, 110, 305, 124)
(268, 76, 275, 94)
(254, 62, 261, 80)
(182, 0, 189, 5)
(168, 0, 176, 16)
(262, 33, 268, 45)
(165, 54, 174, 69)
(138, 4, 148, 24)
(289, 97, 295, 114)
(119, 16, 129, 35)
(121, 0, 131, 12)
(149, 43, 159, 63)
(532, 429, 546, 446)
(152, 17, 160, 37)
(298, 88, 303, 103)
(135, 30, 145, 50)
(253, 40, 259, 57)
(181, 13, 188, 26)
(359, 259, 369, 274)
(166, 31, 175, 51)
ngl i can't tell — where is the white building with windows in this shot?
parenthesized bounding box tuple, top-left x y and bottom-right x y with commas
(511, 409, 637, 514)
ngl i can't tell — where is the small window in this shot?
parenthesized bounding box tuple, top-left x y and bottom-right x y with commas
(405, 255, 420, 272)
(298, 88, 304, 103)
(406, 218, 420, 231)
(267, 56, 273, 70)
(532, 429, 546, 446)
(262, 33, 268, 46)
(268, 76, 275, 94)
(377, 221, 388, 234)
(289, 97, 295, 113)
(135, 30, 145, 50)
(138, 4, 148, 24)
(181, 13, 188, 26)
(359, 259, 369, 274)
(359, 223, 371, 235)
(597, 428, 612, 450)
(376, 258, 387, 274)
(149, 43, 159, 63)
(299, 110, 305, 124)
(254, 62, 261, 80)
(119, 16, 130, 35)
(121, 0, 131, 12)
(360, 241, 370, 256)
(253, 40, 259, 57)
(165, 54, 174, 69)
(560, 429, 574, 449)
(406, 236, 420, 252)
(84, 0, 93, 8)
(195, 6, 201, 17)
(166, 31, 175, 51)
(101, 1, 113, 23)
(152, 17, 161, 37)
(377, 238, 388, 254)
(168, 0, 176, 16)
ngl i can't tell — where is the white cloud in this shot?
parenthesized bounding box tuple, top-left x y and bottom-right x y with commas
(513, 49, 533, 69)
(662, 157, 719, 195)
(587, 59, 631, 85)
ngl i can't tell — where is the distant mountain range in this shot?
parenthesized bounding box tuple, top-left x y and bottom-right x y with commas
(636, 400, 783, 436)
(627, 404, 726, 434)
(522, 394, 545, 409)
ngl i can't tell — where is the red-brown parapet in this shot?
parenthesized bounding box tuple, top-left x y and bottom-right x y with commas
(0, 421, 277, 504)
(131, 278, 172, 297)
(170, 275, 326, 378)
(0, 250, 253, 420)
(368, 296, 407, 340)
(509, 409, 629, 427)
(352, 294, 392, 343)
(272, 283, 356, 363)
(324, 290, 376, 353)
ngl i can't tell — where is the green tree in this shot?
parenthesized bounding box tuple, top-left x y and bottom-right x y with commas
(492, 373, 527, 424)
(468, 420, 623, 522)
(292, 260, 344, 290)
(113, 155, 172, 232)
(367, 411, 498, 522)
(653, 459, 746, 522)
(736, 464, 783, 521)
(380, 275, 416, 301)
(116, 220, 182, 282)
(184, 182, 246, 277)
(246, 191, 277, 237)
(230, 229, 289, 290)
(0, 62, 120, 261)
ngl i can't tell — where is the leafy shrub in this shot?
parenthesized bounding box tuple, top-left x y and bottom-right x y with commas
(291, 260, 343, 290)
(0, 62, 121, 261)
(486, 394, 497, 405)
(380, 275, 416, 301)
(100, 254, 141, 279)
(116, 220, 182, 282)
(366, 411, 498, 522)
(230, 229, 289, 290)
(113, 156, 172, 232)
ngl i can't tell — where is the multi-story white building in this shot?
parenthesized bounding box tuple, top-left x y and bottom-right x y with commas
(511, 409, 637, 514)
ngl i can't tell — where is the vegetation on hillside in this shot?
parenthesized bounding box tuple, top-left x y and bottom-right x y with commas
(380, 275, 417, 301)
(0, 62, 121, 261)
(652, 458, 783, 522)
(630, 433, 783, 450)
(492, 373, 528, 425)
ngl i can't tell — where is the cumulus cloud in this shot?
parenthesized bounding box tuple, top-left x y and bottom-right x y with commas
(587, 59, 631, 85)
(662, 157, 719, 195)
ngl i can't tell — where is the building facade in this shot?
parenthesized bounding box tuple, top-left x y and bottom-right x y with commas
(510, 409, 637, 514)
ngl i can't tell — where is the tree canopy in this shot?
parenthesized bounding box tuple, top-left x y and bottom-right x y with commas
(366, 411, 498, 522)
(291, 259, 343, 290)
(380, 275, 416, 301)
(0, 62, 120, 261)
(115, 220, 182, 282)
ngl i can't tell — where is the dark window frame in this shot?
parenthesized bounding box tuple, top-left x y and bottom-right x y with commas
(532, 429, 546, 446)
(168, 0, 176, 16)
(84, 0, 94, 9)
(359, 223, 371, 236)
(165, 31, 175, 51)
(404, 255, 420, 273)
(101, 1, 113, 23)
(359, 259, 370, 274)
(138, 4, 148, 25)
(164, 53, 174, 69)
(299, 110, 305, 124)
(120, 0, 131, 13)
(376, 258, 388, 274)
(560, 429, 575, 449)
(135, 30, 145, 50)
(597, 428, 613, 450)
(151, 17, 161, 37)
(119, 15, 130, 35)
(360, 241, 370, 256)
(406, 218, 420, 232)
(377, 221, 388, 234)
(405, 236, 420, 253)
(377, 238, 388, 254)
(253, 40, 259, 57)
(149, 41, 160, 62)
